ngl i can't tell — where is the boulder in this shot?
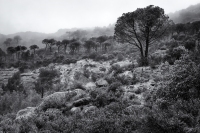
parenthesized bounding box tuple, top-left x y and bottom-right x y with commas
(85, 82, 96, 91)
(119, 71, 133, 78)
(37, 91, 77, 111)
(70, 107, 81, 114)
(96, 79, 108, 87)
(82, 106, 97, 114)
(73, 97, 91, 107)
(15, 107, 36, 122)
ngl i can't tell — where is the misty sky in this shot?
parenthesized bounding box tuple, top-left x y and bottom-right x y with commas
(0, 0, 199, 35)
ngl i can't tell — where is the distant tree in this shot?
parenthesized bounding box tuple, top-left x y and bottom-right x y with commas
(7, 47, 16, 60)
(34, 69, 60, 98)
(56, 41, 62, 53)
(62, 39, 70, 53)
(48, 39, 56, 52)
(114, 5, 170, 65)
(13, 35, 22, 44)
(103, 42, 111, 52)
(83, 40, 96, 53)
(42, 39, 49, 50)
(97, 36, 108, 51)
(69, 40, 81, 55)
(4, 38, 12, 47)
(21, 46, 27, 51)
(15, 46, 22, 59)
(30, 44, 39, 55)
(0, 48, 6, 61)
(21, 50, 30, 61)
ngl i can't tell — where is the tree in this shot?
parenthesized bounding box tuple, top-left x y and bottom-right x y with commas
(56, 41, 62, 53)
(48, 39, 56, 52)
(114, 5, 171, 65)
(42, 39, 49, 50)
(175, 23, 186, 34)
(62, 39, 70, 53)
(4, 38, 12, 47)
(97, 36, 108, 51)
(7, 47, 16, 60)
(13, 36, 22, 44)
(15, 46, 22, 59)
(34, 69, 60, 98)
(30, 44, 39, 55)
(83, 40, 96, 53)
(69, 40, 81, 55)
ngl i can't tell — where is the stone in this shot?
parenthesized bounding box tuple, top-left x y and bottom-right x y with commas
(96, 79, 108, 87)
(37, 91, 77, 111)
(85, 82, 96, 91)
(15, 107, 36, 122)
(73, 97, 91, 107)
(70, 107, 81, 114)
(82, 106, 97, 114)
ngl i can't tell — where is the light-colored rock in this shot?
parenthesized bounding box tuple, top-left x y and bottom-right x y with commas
(73, 97, 91, 107)
(85, 82, 96, 91)
(70, 107, 81, 114)
(37, 91, 77, 111)
(15, 107, 36, 122)
(96, 79, 108, 87)
(82, 106, 97, 114)
(119, 71, 133, 78)
(113, 60, 132, 68)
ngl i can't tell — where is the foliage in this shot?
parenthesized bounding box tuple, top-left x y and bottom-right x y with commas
(3, 72, 24, 93)
(114, 5, 171, 65)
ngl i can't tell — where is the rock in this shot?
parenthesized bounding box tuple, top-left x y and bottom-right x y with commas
(113, 60, 132, 68)
(96, 79, 108, 87)
(37, 91, 77, 111)
(73, 97, 91, 107)
(15, 107, 36, 122)
(70, 107, 81, 114)
(71, 89, 87, 101)
(85, 82, 96, 91)
(119, 71, 133, 78)
(82, 106, 97, 114)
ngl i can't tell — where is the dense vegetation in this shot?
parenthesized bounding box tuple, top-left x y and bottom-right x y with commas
(1, 4, 200, 133)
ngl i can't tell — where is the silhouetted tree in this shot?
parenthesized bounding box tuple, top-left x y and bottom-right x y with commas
(69, 40, 81, 55)
(15, 46, 22, 59)
(83, 40, 96, 53)
(42, 39, 49, 50)
(30, 44, 39, 55)
(62, 39, 70, 53)
(114, 5, 170, 65)
(48, 39, 56, 52)
(56, 41, 62, 53)
(7, 47, 16, 60)
(97, 36, 108, 51)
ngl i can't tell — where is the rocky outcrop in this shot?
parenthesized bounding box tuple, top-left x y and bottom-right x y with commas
(37, 91, 77, 111)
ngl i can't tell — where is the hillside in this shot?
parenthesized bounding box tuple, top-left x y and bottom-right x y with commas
(169, 3, 200, 23)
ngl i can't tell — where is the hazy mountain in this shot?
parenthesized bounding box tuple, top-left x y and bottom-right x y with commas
(169, 3, 200, 23)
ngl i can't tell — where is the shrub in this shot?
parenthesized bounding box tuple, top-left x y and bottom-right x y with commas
(137, 57, 148, 66)
(117, 53, 124, 61)
(184, 40, 196, 51)
(3, 72, 24, 93)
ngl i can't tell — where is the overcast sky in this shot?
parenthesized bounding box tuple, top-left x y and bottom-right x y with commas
(0, 0, 199, 35)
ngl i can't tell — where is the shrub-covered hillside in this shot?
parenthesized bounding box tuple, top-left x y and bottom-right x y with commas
(1, 4, 200, 133)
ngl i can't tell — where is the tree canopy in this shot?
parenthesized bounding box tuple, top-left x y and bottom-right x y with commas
(114, 5, 171, 65)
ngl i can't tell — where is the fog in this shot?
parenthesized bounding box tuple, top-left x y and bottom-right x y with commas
(0, 0, 199, 34)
